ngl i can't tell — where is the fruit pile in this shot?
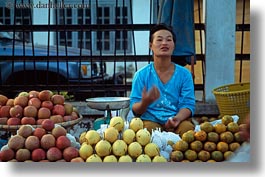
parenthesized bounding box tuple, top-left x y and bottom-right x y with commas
(0, 120, 80, 162)
(0, 90, 79, 126)
(78, 116, 167, 162)
(170, 115, 248, 162)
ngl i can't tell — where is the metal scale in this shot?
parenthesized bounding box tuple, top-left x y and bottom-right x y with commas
(86, 97, 130, 130)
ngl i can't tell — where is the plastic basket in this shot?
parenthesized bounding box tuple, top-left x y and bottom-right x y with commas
(212, 82, 250, 124)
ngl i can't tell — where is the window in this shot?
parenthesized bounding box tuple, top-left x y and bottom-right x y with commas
(0, 7, 11, 25)
(54, 0, 132, 54)
(77, 8, 92, 49)
(0, 1, 32, 42)
(58, 8, 73, 47)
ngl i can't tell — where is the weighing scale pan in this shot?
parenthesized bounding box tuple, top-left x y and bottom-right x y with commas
(86, 97, 130, 111)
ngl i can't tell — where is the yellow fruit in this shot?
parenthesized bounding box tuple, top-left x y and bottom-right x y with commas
(221, 115, 233, 126)
(201, 116, 209, 122)
(220, 131, 234, 144)
(200, 122, 214, 133)
(172, 140, 189, 152)
(190, 140, 203, 152)
(224, 151, 235, 160)
(184, 149, 197, 162)
(229, 142, 241, 152)
(144, 143, 160, 158)
(86, 154, 102, 162)
(203, 141, 216, 152)
(103, 155, 118, 162)
(211, 150, 224, 162)
(181, 131, 194, 143)
(136, 154, 151, 162)
(209, 117, 217, 122)
(95, 140, 112, 157)
(216, 141, 229, 153)
(136, 129, 151, 146)
(181, 159, 190, 162)
(207, 132, 219, 143)
(104, 126, 119, 143)
(214, 123, 227, 134)
(170, 150, 184, 162)
(194, 130, 207, 142)
(85, 130, 101, 145)
(128, 142, 143, 158)
(79, 142, 94, 160)
(79, 131, 87, 144)
(197, 150, 211, 162)
(167, 140, 174, 146)
(129, 117, 144, 132)
(112, 140, 128, 157)
(109, 116, 124, 132)
(122, 128, 136, 144)
(118, 155, 133, 162)
(152, 155, 167, 162)
(227, 122, 240, 133)
(234, 132, 245, 143)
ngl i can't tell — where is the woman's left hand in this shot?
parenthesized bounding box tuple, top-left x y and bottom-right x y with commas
(164, 117, 181, 131)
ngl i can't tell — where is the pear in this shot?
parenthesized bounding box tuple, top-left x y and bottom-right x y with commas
(128, 142, 142, 159)
(85, 130, 101, 145)
(136, 154, 151, 162)
(136, 129, 151, 146)
(112, 140, 128, 157)
(144, 143, 160, 158)
(103, 155, 118, 162)
(129, 117, 143, 132)
(79, 142, 94, 160)
(95, 140, 112, 157)
(104, 126, 119, 143)
(79, 131, 87, 144)
(118, 155, 133, 162)
(152, 155, 168, 162)
(86, 154, 102, 162)
(122, 128, 136, 144)
(109, 116, 124, 132)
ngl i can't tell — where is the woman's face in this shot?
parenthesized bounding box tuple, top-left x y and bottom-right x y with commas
(150, 29, 175, 58)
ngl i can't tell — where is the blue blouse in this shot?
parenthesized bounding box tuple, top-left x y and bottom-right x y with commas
(130, 62, 195, 125)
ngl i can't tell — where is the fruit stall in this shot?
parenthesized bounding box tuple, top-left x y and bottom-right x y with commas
(0, 90, 249, 162)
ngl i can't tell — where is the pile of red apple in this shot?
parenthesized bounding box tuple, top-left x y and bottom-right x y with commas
(0, 90, 79, 126)
(0, 119, 81, 162)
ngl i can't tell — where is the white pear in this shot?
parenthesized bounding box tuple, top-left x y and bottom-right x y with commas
(103, 155, 118, 162)
(86, 154, 102, 162)
(118, 155, 133, 162)
(104, 126, 119, 143)
(85, 130, 101, 145)
(95, 139, 112, 157)
(129, 117, 143, 132)
(112, 140, 128, 157)
(79, 142, 94, 160)
(109, 116, 124, 132)
(122, 128, 136, 144)
(144, 143, 160, 158)
(136, 129, 151, 146)
(79, 131, 87, 144)
(136, 154, 151, 162)
(152, 155, 168, 162)
(128, 141, 143, 159)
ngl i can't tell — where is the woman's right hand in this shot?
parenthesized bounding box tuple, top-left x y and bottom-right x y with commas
(142, 86, 160, 105)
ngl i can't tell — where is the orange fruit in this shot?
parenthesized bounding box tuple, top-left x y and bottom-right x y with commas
(216, 141, 229, 153)
(214, 123, 227, 134)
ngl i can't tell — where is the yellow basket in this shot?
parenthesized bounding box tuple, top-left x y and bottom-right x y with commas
(212, 82, 250, 124)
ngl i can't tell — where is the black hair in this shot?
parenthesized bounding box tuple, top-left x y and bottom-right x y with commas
(149, 23, 176, 43)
